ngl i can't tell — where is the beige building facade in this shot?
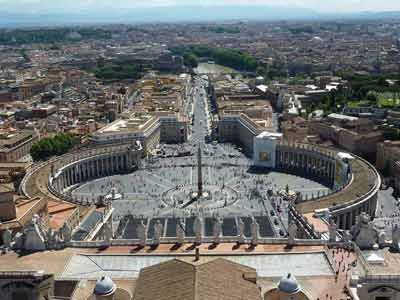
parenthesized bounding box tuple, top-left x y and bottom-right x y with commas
(309, 120, 383, 160)
(0, 130, 39, 163)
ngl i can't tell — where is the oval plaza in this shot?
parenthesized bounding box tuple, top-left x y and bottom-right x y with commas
(21, 123, 380, 241)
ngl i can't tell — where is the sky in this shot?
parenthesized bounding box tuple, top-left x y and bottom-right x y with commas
(1, 0, 400, 13)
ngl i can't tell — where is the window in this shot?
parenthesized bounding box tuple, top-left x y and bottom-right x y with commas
(259, 152, 269, 161)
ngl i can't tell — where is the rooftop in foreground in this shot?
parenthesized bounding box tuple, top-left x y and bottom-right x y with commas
(0, 243, 354, 300)
(0, 243, 329, 277)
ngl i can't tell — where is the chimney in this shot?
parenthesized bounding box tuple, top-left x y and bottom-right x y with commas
(195, 247, 200, 261)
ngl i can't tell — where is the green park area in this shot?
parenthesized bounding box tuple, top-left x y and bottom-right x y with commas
(346, 100, 372, 108)
(347, 92, 400, 108)
(376, 92, 400, 108)
(329, 74, 400, 111)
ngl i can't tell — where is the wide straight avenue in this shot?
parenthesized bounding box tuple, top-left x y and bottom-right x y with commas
(189, 77, 210, 149)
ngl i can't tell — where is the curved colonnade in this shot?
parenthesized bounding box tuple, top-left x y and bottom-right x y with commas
(20, 143, 143, 205)
(276, 143, 337, 188)
(275, 142, 381, 230)
(20, 141, 380, 231)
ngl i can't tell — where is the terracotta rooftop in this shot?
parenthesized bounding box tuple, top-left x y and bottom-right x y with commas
(133, 258, 260, 300)
(258, 248, 355, 300)
(47, 199, 78, 230)
(0, 243, 328, 276)
(0, 197, 46, 230)
(0, 248, 77, 276)
(0, 243, 350, 300)
(303, 212, 329, 234)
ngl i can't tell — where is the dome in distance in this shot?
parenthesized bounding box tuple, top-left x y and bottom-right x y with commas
(310, 36, 324, 42)
(278, 273, 300, 294)
(94, 275, 117, 296)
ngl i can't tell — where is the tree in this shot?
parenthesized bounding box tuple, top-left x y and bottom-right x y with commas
(170, 45, 258, 72)
(94, 58, 142, 80)
(366, 92, 377, 102)
(30, 143, 42, 161)
(183, 53, 198, 68)
(30, 133, 74, 162)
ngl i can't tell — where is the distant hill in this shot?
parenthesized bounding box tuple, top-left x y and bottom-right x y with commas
(350, 11, 400, 20)
(0, 6, 400, 28)
(0, 6, 321, 27)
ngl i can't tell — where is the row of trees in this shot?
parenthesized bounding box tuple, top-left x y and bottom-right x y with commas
(212, 48, 257, 71)
(207, 26, 240, 34)
(30, 133, 74, 162)
(341, 73, 400, 100)
(0, 28, 112, 45)
(170, 45, 258, 72)
(94, 58, 143, 80)
(256, 64, 287, 81)
(288, 26, 314, 35)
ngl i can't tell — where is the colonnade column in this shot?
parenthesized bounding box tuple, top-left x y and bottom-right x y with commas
(95, 159, 99, 176)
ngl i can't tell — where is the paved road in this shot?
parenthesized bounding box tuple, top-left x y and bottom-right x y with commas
(189, 77, 210, 149)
